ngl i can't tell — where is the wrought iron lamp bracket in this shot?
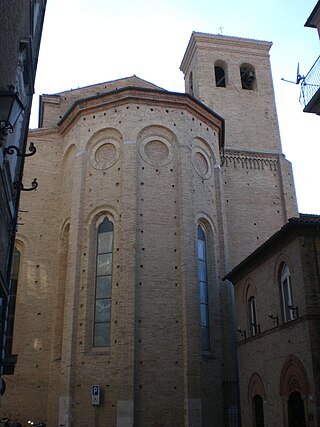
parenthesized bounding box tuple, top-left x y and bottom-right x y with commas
(4, 142, 36, 157)
(13, 178, 38, 192)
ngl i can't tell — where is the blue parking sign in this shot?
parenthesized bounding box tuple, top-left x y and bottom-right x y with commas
(91, 384, 100, 405)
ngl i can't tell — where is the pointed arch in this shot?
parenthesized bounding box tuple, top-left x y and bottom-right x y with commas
(280, 355, 310, 398)
(248, 373, 266, 427)
(280, 355, 309, 427)
(273, 254, 296, 323)
(274, 253, 295, 283)
(243, 278, 257, 304)
(248, 372, 266, 402)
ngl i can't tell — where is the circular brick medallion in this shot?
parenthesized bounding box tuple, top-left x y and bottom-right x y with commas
(192, 148, 212, 179)
(90, 140, 120, 170)
(139, 136, 174, 167)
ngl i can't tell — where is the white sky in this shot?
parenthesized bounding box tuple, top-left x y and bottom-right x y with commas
(31, 0, 320, 214)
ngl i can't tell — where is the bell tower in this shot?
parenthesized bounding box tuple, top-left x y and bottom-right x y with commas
(181, 32, 298, 268)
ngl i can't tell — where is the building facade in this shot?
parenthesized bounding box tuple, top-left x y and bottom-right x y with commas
(225, 214, 320, 427)
(0, 0, 46, 379)
(1, 34, 297, 426)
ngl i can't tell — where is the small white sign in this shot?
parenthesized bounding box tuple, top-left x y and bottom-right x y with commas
(91, 384, 100, 405)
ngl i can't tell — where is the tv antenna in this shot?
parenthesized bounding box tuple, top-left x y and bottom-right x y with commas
(281, 63, 305, 85)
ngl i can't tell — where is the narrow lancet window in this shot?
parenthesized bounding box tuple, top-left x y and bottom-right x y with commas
(94, 218, 113, 347)
(249, 296, 258, 336)
(281, 264, 294, 322)
(198, 224, 210, 351)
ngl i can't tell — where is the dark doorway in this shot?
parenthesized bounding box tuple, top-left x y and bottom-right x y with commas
(252, 395, 264, 427)
(288, 392, 306, 427)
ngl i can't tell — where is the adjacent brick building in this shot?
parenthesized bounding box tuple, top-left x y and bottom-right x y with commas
(0, 34, 297, 426)
(0, 0, 46, 379)
(225, 214, 320, 426)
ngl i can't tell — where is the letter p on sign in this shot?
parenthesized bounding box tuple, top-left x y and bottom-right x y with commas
(91, 384, 100, 405)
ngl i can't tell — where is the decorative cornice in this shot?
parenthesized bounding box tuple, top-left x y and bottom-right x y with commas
(54, 86, 225, 150)
(221, 150, 278, 171)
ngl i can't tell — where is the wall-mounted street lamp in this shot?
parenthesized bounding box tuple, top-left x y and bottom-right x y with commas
(0, 86, 24, 143)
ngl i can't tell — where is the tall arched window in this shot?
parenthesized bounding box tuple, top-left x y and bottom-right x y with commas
(281, 264, 294, 322)
(252, 395, 265, 427)
(198, 224, 210, 351)
(94, 218, 113, 347)
(249, 296, 259, 336)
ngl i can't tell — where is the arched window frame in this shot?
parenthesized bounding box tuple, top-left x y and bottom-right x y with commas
(93, 217, 114, 347)
(197, 223, 210, 352)
(244, 280, 259, 337)
(280, 355, 310, 427)
(280, 264, 294, 322)
(248, 373, 266, 427)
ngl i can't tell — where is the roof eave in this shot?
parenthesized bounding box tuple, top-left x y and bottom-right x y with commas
(305, 0, 320, 27)
(56, 86, 225, 149)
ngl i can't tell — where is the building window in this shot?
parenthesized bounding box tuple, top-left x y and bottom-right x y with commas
(93, 218, 113, 347)
(19, 40, 33, 96)
(281, 264, 294, 322)
(252, 395, 265, 427)
(249, 296, 259, 336)
(198, 224, 210, 351)
(214, 65, 226, 87)
(240, 65, 255, 90)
